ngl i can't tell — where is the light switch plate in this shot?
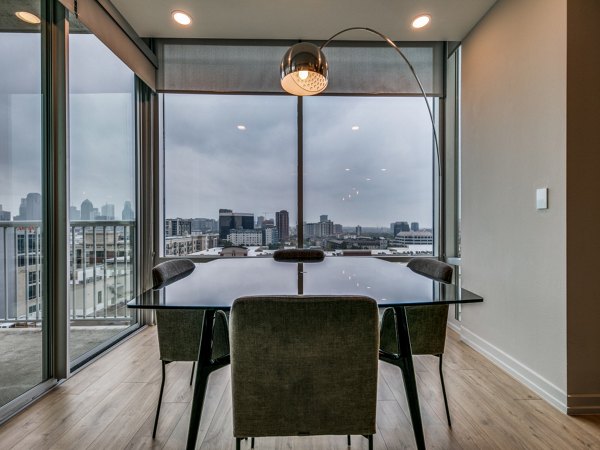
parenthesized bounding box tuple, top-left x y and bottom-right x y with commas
(536, 188, 548, 210)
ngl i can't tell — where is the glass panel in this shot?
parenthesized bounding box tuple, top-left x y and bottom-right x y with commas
(303, 97, 434, 256)
(162, 94, 297, 257)
(68, 18, 137, 362)
(0, 1, 45, 407)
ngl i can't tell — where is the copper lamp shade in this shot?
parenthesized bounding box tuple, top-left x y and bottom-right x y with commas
(280, 42, 328, 96)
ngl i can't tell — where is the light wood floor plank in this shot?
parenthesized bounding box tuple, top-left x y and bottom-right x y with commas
(1, 326, 598, 449)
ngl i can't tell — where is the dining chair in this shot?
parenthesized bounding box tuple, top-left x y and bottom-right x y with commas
(379, 258, 454, 427)
(272, 248, 325, 262)
(152, 258, 196, 287)
(151, 260, 230, 438)
(230, 295, 379, 449)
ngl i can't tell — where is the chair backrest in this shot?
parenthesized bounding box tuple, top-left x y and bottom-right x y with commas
(230, 295, 379, 438)
(273, 248, 325, 262)
(407, 258, 453, 283)
(156, 309, 229, 362)
(152, 259, 195, 287)
(380, 305, 449, 355)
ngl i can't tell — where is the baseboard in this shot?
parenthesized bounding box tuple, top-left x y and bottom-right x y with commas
(447, 320, 461, 334)
(453, 324, 568, 413)
(567, 394, 600, 414)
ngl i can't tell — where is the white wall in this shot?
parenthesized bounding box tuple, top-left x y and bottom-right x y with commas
(457, 0, 568, 409)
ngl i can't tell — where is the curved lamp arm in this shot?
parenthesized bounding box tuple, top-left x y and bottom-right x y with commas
(321, 27, 441, 174)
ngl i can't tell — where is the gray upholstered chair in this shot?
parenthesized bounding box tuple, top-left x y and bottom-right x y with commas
(272, 248, 325, 262)
(230, 295, 379, 450)
(152, 258, 195, 287)
(151, 260, 230, 438)
(380, 258, 454, 427)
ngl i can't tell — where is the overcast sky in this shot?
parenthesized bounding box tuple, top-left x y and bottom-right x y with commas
(0, 32, 135, 218)
(1, 32, 433, 228)
(164, 94, 433, 228)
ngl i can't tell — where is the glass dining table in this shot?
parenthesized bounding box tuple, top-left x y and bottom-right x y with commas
(128, 257, 483, 450)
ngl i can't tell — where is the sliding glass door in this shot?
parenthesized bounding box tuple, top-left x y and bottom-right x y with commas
(68, 16, 138, 365)
(0, 0, 46, 408)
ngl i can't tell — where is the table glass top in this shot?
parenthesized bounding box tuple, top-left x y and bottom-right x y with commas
(127, 257, 483, 310)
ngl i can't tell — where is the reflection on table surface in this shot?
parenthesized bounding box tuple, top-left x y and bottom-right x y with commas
(128, 257, 483, 310)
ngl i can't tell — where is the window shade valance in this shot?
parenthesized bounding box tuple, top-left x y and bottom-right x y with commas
(59, 0, 157, 90)
(156, 39, 444, 96)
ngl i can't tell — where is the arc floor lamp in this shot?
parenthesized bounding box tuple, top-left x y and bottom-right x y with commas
(279, 26, 440, 169)
(280, 27, 443, 450)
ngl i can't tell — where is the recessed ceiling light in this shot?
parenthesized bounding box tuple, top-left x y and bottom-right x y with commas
(15, 11, 41, 24)
(172, 10, 192, 26)
(412, 14, 431, 29)
(351, 125, 359, 131)
(381, 168, 387, 172)
(345, 168, 351, 171)
(237, 125, 246, 130)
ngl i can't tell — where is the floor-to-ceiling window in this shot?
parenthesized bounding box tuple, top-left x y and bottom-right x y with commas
(0, 1, 46, 408)
(160, 95, 436, 257)
(68, 16, 138, 364)
(303, 96, 434, 255)
(161, 94, 297, 256)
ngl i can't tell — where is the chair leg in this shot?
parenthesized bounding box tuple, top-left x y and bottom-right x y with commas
(251, 437, 255, 448)
(236, 438, 242, 450)
(367, 435, 373, 450)
(347, 434, 351, 446)
(152, 361, 167, 439)
(190, 361, 196, 386)
(438, 355, 452, 428)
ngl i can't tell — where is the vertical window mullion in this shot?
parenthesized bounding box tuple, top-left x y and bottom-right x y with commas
(297, 96, 303, 248)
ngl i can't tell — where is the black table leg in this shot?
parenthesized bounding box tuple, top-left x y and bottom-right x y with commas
(186, 309, 215, 450)
(394, 306, 426, 450)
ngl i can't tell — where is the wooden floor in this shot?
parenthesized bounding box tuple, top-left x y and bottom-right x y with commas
(1, 327, 598, 450)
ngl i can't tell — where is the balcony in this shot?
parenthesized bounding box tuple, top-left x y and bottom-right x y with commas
(0, 220, 136, 405)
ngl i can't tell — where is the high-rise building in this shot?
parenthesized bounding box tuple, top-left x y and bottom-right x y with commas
(356, 225, 362, 236)
(101, 204, 115, 220)
(227, 229, 263, 246)
(70, 206, 81, 220)
(392, 221, 410, 236)
(411, 222, 419, 232)
(165, 218, 192, 237)
(80, 199, 94, 220)
(256, 216, 265, 228)
(122, 201, 134, 220)
(219, 209, 254, 240)
(304, 219, 334, 238)
(15, 193, 42, 221)
(275, 210, 289, 242)
(320, 220, 334, 236)
(320, 214, 328, 223)
(0, 205, 11, 221)
(191, 218, 217, 233)
(304, 222, 317, 238)
(263, 226, 279, 246)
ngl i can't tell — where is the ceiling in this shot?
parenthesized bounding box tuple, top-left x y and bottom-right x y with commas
(111, 0, 498, 42)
